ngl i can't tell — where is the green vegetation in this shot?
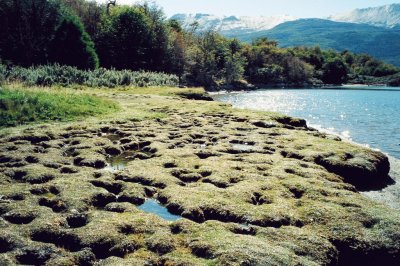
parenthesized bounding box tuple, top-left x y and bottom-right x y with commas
(288, 46, 399, 85)
(233, 19, 400, 67)
(0, 64, 179, 88)
(0, 0, 97, 69)
(0, 1, 399, 265)
(1, 0, 399, 89)
(49, 12, 99, 69)
(0, 87, 119, 127)
(0, 86, 398, 265)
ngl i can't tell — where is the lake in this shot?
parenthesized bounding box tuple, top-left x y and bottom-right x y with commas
(213, 86, 400, 160)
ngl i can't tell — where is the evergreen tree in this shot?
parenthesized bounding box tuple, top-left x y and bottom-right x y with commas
(49, 14, 99, 69)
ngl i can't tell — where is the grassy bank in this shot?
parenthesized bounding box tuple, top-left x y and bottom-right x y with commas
(0, 85, 399, 265)
(0, 87, 119, 127)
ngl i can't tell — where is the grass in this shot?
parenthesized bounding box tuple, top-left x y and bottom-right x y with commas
(61, 84, 206, 96)
(0, 87, 119, 127)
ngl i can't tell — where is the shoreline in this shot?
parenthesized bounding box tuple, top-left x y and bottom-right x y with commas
(311, 122, 400, 210)
(205, 80, 399, 93)
(210, 91, 400, 210)
(207, 84, 400, 95)
(362, 156, 400, 210)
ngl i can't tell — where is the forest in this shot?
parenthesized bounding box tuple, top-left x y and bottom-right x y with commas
(1, 0, 399, 89)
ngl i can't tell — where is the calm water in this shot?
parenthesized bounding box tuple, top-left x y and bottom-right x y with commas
(138, 200, 182, 221)
(213, 86, 400, 159)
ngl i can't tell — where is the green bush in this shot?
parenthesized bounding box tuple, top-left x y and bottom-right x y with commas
(2, 64, 179, 88)
(253, 65, 284, 83)
(387, 74, 400, 86)
(321, 58, 348, 84)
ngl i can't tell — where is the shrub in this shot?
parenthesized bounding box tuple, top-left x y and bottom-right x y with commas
(2, 64, 179, 88)
(253, 65, 284, 83)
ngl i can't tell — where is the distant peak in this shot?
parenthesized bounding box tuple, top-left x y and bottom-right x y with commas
(170, 13, 296, 33)
(223, 16, 240, 22)
(194, 13, 212, 19)
(329, 3, 400, 28)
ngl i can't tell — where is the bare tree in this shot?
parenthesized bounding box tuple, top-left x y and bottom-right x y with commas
(106, 0, 116, 15)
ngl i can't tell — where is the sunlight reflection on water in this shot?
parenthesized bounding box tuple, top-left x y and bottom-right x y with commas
(213, 87, 400, 159)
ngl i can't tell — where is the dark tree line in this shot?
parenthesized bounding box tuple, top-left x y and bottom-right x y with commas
(0, 0, 399, 88)
(0, 0, 98, 69)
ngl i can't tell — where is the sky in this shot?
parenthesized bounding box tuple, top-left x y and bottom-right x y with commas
(97, 0, 400, 17)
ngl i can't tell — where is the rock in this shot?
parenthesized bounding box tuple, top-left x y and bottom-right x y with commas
(176, 92, 214, 101)
(275, 116, 307, 128)
(315, 151, 391, 190)
(251, 120, 277, 128)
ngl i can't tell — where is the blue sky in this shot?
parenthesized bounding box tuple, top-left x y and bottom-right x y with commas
(100, 0, 399, 17)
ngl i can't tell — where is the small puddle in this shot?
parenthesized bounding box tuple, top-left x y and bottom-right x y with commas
(105, 151, 134, 171)
(102, 134, 120, 143)
(232, 144, 256, 152)
(138, 200, 182, 221)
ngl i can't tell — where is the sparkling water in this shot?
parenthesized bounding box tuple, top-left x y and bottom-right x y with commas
(213, 86, 400, 159)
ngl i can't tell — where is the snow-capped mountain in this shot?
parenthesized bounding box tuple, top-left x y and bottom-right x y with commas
(170, 4, 400, 66)
(170, 13, 296, 35)
(329, 3, 400, 28)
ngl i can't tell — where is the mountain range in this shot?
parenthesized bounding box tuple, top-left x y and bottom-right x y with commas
(172, 4, 400, 66)
(329, 4, 400, 28)
(170, 13, 296, 36)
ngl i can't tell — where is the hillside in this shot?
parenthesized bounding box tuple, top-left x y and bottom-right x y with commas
(172, 4, 400, 66)
(236, 19, 400, 66)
